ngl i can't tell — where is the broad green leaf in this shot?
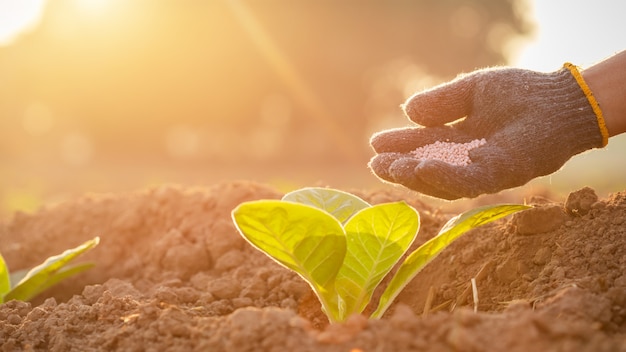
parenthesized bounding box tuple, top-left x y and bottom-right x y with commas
(26, 263, 96, 301)
(0, 253, 10, 303)
(371, 204, 530, 318)
(232, 200, 347, 321)
(4, 237, 100, 302)
(282, 187, 370, 224)
(335, 202, 419, 320)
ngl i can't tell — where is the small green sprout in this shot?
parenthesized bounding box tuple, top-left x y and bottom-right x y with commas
(0, 236, 100, 304)
(232, 188, 529, 323)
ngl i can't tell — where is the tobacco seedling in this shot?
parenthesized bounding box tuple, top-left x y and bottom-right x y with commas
(0, 236, 100, 303)
(231, 188, 529, 322)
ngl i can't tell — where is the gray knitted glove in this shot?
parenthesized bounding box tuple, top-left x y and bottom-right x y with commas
(369, 64, 609, 200)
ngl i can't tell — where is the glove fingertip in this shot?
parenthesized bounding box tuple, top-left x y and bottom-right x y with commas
(368, 153, 403, 181)
(386, 158, 461, 200)
(401, 96, 432, 125)
(369, 130, 390, 152)
(402, 74, 475, 127)
(415, 160, 492, 199)
(388, 157, 423, 183)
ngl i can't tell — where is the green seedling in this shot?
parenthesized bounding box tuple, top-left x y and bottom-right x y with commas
(232, 188, 529, 322)
(0, 236, 100, 303)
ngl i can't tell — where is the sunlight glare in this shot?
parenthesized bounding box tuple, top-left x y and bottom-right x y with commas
(0, 0, 47, 46)
(226, 0, 358, 159)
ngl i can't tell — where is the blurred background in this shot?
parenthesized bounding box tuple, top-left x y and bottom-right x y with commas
(1, 0, 625, 218)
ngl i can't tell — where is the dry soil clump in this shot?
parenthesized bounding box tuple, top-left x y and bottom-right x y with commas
(1, 182, 625, 351)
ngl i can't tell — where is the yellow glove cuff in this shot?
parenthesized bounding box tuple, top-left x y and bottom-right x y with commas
(564, 62, 609, 147)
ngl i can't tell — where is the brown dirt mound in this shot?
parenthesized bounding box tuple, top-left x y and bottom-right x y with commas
(1, 182, 625, 351)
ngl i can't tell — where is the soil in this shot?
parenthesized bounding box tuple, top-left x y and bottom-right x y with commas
(1, 181, 625, 351)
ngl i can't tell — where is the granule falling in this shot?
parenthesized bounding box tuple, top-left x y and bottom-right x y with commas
(410, 138, 486, 166)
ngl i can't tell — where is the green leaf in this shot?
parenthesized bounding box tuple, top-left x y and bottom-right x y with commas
(335, 202, 419, 320)
(0, 253, 10, 303)
(4, 237, 100, 302)
(29, 263, 96, 299)
(232, 200, 347, 322)
(371, 204, 530, 319)
(282, 187, 370, 224)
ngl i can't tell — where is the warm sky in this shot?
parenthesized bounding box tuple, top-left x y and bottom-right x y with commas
(3, 0, 624, 66)
(515, 0, 625, 70)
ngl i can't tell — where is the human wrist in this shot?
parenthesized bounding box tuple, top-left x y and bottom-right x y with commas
(581, 51, 626, 137)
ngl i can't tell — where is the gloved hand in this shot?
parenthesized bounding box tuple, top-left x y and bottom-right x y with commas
(369, 63, 609, 200)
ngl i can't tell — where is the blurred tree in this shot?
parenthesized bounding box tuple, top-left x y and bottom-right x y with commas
(0, 0, 532, 165)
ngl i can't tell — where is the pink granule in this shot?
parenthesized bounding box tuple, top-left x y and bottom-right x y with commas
(410, 138, 486, 166)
